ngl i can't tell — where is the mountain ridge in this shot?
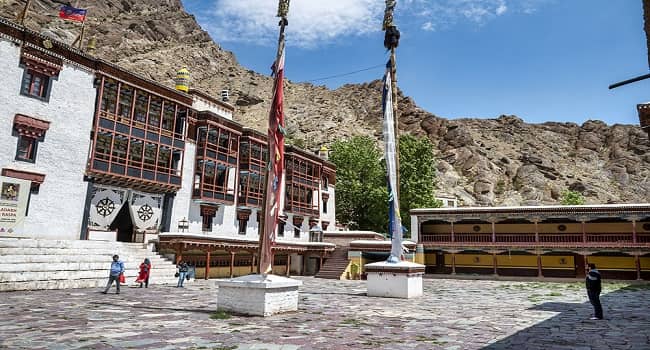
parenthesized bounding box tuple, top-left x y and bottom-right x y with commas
(3, 0, 649, 206)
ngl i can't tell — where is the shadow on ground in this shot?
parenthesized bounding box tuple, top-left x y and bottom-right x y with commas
(483, 285, 650, 349)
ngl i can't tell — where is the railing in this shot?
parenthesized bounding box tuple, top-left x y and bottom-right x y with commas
(420, 232, 646, 247)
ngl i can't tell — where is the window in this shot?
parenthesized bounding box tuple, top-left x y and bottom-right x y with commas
(322, 199, 327, 214)
(21, 70, 50, 99)
(294, 227, 300, 238)
(162, 102, 175, 131)
(277, 219, 285, 237)
(101, 79, 118, 113)
(148, 97, 162, 128)
(202, 214, 213, 232)
(117, 85, 133, 119)
(238, 219, 247, 235)
(16, 136, 36, 162)
(133, 90, 148, 123)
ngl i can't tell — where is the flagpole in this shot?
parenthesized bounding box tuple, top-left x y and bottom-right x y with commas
(18, 0, 32, 26)
(78, 20, 85, 50)
(384, 1, 400, 198)
(258, 0, 290, 277)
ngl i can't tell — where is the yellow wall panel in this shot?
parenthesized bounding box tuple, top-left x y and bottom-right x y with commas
(454, 254, 493, 267)
(496, 255, 537, 267)
(640, 257, 650, 270)
(541, 255, 574, 269)
(424, 253, 437, 265)
(588, 256, 635, 270)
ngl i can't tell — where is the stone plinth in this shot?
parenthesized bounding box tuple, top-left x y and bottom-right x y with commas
(365, 261, 425, 299)
(216, 274, 302, 316)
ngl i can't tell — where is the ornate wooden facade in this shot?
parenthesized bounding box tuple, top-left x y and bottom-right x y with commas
(412, 205, 650, 280)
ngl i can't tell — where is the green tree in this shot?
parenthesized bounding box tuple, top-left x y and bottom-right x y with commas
(398, 134, 442, 235)
(330, 136, 387, 231)
(560, 190, 586, 205)
(330, 134, 441, 235)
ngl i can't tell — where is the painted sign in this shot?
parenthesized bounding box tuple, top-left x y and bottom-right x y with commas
(0, 176, 30, 235)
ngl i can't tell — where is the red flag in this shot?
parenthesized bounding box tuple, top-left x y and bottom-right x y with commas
(259, 49, 285, 275)
(58, 5, 87, 22)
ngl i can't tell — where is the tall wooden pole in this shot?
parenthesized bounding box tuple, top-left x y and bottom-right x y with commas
(258, 0, 289, 276)
(18, 0, 32, 26)
(78, 21, 86, 50)
(384, 1, 400, 198)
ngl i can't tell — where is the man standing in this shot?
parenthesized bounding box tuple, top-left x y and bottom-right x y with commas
(102, 254, 125, 294)
(586, 263, 603, 320)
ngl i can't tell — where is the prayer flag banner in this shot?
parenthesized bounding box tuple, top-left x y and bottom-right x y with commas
(0, 176, 30, 236)
(382, 62, 403, 261)
(259, 48, 286, 275)
(59, 5, 87, 22)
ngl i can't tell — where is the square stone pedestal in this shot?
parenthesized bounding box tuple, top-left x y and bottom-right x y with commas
(365, 261, 425, 298)
(216, 274, 302, 316)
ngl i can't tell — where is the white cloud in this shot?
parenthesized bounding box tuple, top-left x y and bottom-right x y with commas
(204, 0, 383, 48)
(198, 0, 549, 47)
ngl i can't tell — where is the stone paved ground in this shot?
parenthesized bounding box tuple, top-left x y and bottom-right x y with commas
(0, 277, 649, 350)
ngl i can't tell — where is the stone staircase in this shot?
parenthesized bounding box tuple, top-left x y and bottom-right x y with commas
(0, 237, 181, 291)
(315, 247, 350, 279)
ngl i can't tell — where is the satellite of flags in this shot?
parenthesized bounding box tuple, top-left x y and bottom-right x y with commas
(259, 48, 286, 275)
(382, 60, 403, 262)
(58, 5, 87, 22)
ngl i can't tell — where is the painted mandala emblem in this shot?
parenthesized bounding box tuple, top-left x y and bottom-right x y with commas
(138, 204, 154, 221)
(96, 197, 115, 217)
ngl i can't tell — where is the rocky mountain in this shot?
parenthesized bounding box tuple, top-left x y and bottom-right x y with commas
(3, 0, 649, 206)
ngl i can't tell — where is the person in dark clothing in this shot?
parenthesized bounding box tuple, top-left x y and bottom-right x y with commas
(586, 263, 603, 320)
(176, 261, 189, 288)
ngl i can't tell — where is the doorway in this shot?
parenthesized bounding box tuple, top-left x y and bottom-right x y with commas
(110, 203, 134, 242)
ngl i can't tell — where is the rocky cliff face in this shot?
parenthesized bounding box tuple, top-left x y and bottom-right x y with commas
(4, 0, 649, 206)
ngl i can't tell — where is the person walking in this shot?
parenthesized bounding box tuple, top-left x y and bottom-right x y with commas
(586, 263, 603, 320)
(176, 261, 189, 288)
(135, 258, 152, 288)
(102, 254, 125, 294)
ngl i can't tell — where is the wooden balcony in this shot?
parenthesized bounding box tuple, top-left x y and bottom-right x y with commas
(420, 232, 650, 249)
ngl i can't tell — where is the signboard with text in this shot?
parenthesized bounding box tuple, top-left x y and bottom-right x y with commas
(0, 176, 30, 235)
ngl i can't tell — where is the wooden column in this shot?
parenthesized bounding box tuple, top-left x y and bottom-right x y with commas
(582, 221, 587, 243)
(451, 252, 456, 275)
(319, 254, 324, 274)
(584, 254, 589, 275)
(175, 245, 183, 264)
(251, 253, 256, 274)
(632, 220, 637, 244)
(205, 251, 211, 280)
(534, 220, 539, 243)
(537, 254, 543, 278)
(229, 251, 235, 278)
(286, 254, 291, 277)
(450, 222, 455, 243)
(302, 254, 308, 276)
(492, 253, 498, 275)
(635, 255, 641, 280)
(491, 221, 496, 244)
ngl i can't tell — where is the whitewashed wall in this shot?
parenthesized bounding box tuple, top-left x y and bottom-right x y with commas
(0, 39, 95, 240)
(191, 96, 233, 120)
(169, 141, 194, 231)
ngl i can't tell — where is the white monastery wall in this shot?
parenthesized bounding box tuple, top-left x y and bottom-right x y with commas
(191, 97, 233, 120)
(0, 39, 95, 240)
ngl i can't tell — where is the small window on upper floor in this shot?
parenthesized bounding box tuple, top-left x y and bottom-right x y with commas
(20, 70, 51, 100)
(16, 136, 36, 162)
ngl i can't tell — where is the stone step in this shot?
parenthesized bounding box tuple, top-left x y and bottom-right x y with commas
(0, 251, 171, 265)
(0, 238, 145, 249)
(0, 268, 182, 282)
(0, 277, 181, 292)
(0, 247, 164, 256)
(0, 262, 177, 272)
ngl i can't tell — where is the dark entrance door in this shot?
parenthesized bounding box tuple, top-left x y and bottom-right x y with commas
(110, 203, 134, 242)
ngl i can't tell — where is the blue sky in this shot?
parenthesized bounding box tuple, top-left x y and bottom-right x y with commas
(182, 0, 649, 126)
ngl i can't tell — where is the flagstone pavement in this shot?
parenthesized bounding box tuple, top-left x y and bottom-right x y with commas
(0, 277, 648, 350)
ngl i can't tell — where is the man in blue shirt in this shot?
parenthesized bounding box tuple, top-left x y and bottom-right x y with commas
(102, 254, 125, 294)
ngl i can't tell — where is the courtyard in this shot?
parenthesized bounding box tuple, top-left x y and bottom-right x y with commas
(0, 277, 648, 350)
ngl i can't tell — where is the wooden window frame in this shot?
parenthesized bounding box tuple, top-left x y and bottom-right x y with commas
(89, 76, 186, 189)
(20, 69, 51, 100)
